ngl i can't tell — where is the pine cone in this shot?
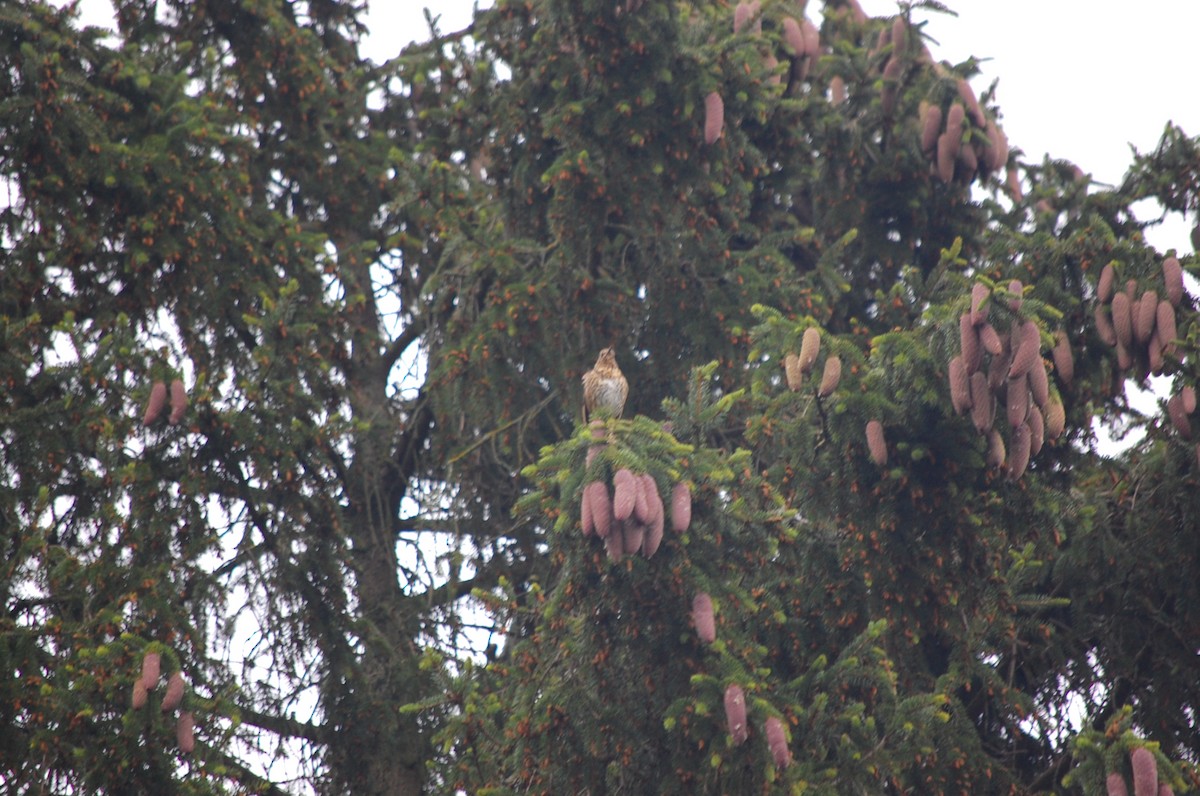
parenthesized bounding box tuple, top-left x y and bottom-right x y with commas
(671, 482, 692, 532)
(1007, 279, 1023, 312)
(168, 379, 188, 425)
(1051, 331, 1074, 386)
(1029, 358, 1050, 408)
(986, 429, 1006, 469)
(1044, 398, 1066, 440)
(970, 282, 990, 326)
(818, 355, 842, 397)
(692, 592, 716, 643)
(865, 420, 887, 466)
(798, 327, 821, 374)
(177, 711, 195, 754)
(765, 716, 791, 768)
(1111, 292, 1133, 349)
(948, 356, 971, 415)
(1167, 394, 1192, 439)
(1130, 748, 1157, 796)
(1133, 290, 1157, 345)
(1028, 405, 1045, 456)
(140, 651, 161, 691)
(1007, 422, 1032, 480)
(612, 469, 638, 522)
(724, 685, 748, 745)
(161, 671, 185, 713)
(1098, 262, 1115, 304)
(1162, 256, 1184, 307)
(784, 353, 803, 392)
(704, 92, 724, 144)
(1007, 320, 1040, 380)
(1156, 300, 1177, 347)
(970, 371, 994, 434)
(920, 102, 942, 157)
(132, 680, 148, 710)
(143, 381, 167, 426)
(1095, 304, 1117, 347)
(587, 481, 613, 539)
(979, 322, 1003, 356)
(581, 483, 595, 536)
(781, 16, 805, 58)
(1007, 374, 1030, 428)
(960, 313, 981, 372)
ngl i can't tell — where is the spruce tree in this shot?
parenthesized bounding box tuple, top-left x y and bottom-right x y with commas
(4, 1, 1200, 794)
(434, 1, 1200, 794)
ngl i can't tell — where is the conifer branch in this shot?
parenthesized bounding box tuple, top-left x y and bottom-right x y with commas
(237, 704, 327, 744)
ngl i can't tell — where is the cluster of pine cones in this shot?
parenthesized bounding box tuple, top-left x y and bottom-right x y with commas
(1093, 258, 1183, 377)
(948, 280, 1067, 480)
(783, 326, 841, 397)
(579, 424, 692, 560)
(1091, 257, 1200, 460)
(142, 378, 188, 426)
(918, 76, 1010, 189)
(703, 1, 820, 146)
(132, 649, 195, 754)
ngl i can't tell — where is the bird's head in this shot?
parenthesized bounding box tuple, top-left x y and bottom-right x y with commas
(596, 347, 616, 366)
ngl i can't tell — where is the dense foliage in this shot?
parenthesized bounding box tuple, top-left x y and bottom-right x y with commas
(3, 0, 1199, 793)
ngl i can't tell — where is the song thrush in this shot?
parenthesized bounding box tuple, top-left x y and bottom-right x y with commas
(582, 347, 628, 422)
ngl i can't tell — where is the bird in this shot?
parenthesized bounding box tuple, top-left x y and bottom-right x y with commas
(582, 347, 628, 422)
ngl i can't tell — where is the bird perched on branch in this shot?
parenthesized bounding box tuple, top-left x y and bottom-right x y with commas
(582, 347, 628, 422)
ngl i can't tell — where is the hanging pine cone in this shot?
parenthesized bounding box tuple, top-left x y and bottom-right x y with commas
(161, 671, 185, 713)
(692, 592, 716, 643)
(1167, 394, 1192, 439)
(612, 469, 638, 522)
(784, 353, 803, 392)
(948, 356, 971, 415)
(1007, 320, 1040, 380)
(818, 355, 842, 397)
(1094, 304, 1117, 347)
(704, 92, 724, 144)
(1098, 262, 1115, 304)
(1111, 292, 1133, 349)
(865, 420, 887, 466)
(1133, 289, 1157, 345)
(1007, 422, 1032, 480)
(724, 685, 749, 745)
(1051, 331, 1074, 386)
(970, 282, 990, 326)
(140, 651, 161, 691)
(1044, 397, 1066, 440)
(1130, 748, 1157, 796)
(168, 378, 188, 425)
(798, 327, 821, 374)
(764, 716, 791, 768)
(177, 711, 195, 754)
(586, 481, 612, 539)
(143, 381, 167, 426)
(671, 482, 692, 532)
(1162, 256, 1184, 306)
